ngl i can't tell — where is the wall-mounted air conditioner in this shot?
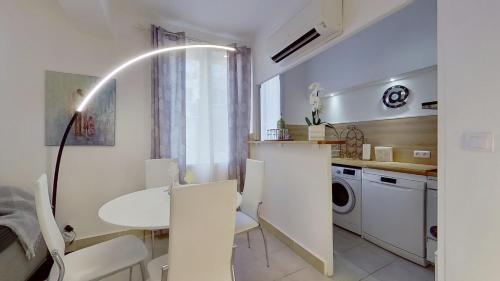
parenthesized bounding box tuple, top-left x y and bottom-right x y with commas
(267, 0, 343, 64)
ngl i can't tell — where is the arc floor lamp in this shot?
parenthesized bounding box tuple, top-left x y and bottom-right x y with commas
(52, 44, 236, 214)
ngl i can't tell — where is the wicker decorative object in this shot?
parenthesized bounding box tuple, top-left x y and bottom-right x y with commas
(340, 125, 365, 159)
(325, 124, 341, 158)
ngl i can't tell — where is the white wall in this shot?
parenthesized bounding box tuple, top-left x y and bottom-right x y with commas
(324, 68, 436, 123)
(252, 0, 413, 85)
(0, 0, 150, 239)
(253, 0, 414, 138)
(0, 1, 251, 240)
(438, 1, 500, 280)
(284, 67, 437, 124)
(304, 0, 436, 92)
(251, 143, 333, 275)
(280, 63, 310, 125)
(281, 0, 437, 125)
(0, 0, 246, 239)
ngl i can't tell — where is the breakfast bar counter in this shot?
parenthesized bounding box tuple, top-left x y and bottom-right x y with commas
(248, 140, 346, 145)
(249, 141, 334, 276)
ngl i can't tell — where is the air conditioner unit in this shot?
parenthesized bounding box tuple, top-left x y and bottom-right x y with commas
(267, 0, 343, 64)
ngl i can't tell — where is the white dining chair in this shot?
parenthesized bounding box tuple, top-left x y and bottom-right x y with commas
(147, 180, 237, 281)
(235, 159, 269, 267)
(145, 158, 180, 257)
(35, 174, 148, 281)
(145, 158, 180, 189)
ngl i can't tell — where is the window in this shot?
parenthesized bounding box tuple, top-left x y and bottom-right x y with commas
(185, 48, 229, 182)
(260, 76, 281, 139)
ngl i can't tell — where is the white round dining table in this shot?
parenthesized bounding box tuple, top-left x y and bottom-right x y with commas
(98, 186, 243, 230)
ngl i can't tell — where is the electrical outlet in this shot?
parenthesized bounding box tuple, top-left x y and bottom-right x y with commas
(414, 150, 431, 158)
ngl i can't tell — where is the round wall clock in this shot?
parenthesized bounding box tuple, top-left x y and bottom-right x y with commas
(382, 85, 410, 108)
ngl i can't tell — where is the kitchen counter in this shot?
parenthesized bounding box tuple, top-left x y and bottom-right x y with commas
(331, 158, 437, 176)
(249, 140, 346, 145)
(427, 171, 438, 178)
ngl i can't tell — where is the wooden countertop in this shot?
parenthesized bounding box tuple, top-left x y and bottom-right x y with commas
(248, 140, 346, 145)
(332, 158, 437, 176)
(427, 171, 438, 178)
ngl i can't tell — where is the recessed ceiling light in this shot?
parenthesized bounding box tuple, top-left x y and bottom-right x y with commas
(390, 78, 396, 82)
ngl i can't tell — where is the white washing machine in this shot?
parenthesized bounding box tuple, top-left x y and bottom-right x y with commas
(332, 165, 362, 235)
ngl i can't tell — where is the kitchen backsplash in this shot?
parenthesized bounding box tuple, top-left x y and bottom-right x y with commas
(287, 116, 437, 165)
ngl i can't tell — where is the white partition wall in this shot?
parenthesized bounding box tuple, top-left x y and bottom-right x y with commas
(250, 143, 333, 275)
(438, 0, 500, 280)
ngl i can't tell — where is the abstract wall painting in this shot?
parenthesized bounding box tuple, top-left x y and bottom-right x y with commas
(45, 71, 116, 146)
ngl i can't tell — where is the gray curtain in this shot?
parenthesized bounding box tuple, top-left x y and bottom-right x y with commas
(227, 46, 252, 191)
(151, 25, 187, 181)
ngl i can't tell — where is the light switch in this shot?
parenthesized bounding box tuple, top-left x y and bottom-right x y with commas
(463, 132, 494, 152)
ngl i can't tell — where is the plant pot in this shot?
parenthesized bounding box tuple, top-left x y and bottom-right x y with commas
(308, 124, 326, 140)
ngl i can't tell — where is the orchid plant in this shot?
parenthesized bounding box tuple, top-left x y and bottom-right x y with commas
(305, 82, 323, 126)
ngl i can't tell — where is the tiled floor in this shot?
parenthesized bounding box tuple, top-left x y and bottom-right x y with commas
(103, 226, 434, 281)
(332, 227, 435, 281)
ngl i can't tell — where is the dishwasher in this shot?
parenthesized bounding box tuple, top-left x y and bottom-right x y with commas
(362, 168, 427, 266)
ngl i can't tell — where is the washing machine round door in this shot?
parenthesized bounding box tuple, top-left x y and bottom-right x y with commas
(332, 178, 355, 214)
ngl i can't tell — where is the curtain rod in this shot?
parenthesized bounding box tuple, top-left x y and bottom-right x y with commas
(157, 26, 245, 49)
(151, 25, 246, 52)
(159, 28, 212, 45)
(160, 29, 182, 37)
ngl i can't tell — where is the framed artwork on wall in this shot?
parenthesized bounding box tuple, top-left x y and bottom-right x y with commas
(45, 71, 116, 146)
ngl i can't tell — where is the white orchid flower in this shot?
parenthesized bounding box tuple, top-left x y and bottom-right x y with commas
(308, 82, 323, 112)
(308, 82, 323, 92)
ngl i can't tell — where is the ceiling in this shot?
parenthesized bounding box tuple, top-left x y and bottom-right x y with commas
(127, 0, 311, 40)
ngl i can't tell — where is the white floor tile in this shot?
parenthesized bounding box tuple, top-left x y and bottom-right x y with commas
(360, 276, 382, 281)
(280, 266, 332, 281)
(236, 228, 287, 258)
(267, 246, 309, 276)
(339, 244, 395, 274)
(331, 255, 371, 281)
(370, 258, 435, 281)
(333, 231, 363, 253)
(357, 240, 397, 261)
(235, 257, 286, 281)
(98, 226, 434, 281)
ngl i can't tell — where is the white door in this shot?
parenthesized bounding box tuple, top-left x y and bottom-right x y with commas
(362, 178, 425, 257)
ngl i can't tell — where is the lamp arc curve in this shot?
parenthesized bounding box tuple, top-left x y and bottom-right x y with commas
(77, 44, 236, 112)
(52, 44, 236, 214)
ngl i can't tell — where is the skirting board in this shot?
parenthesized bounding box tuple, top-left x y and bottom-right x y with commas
(65, 229, 151, 253)
(259, 217, 326, 275)
(65, 222, 326, 274)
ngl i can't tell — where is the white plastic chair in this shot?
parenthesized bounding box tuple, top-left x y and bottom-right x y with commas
(145, 158, 180, 257)
(235, 159, 269, 267)
(147, 180, 237, 281)
(35, 174, 148, 281)
(145, 159, 180, 189)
